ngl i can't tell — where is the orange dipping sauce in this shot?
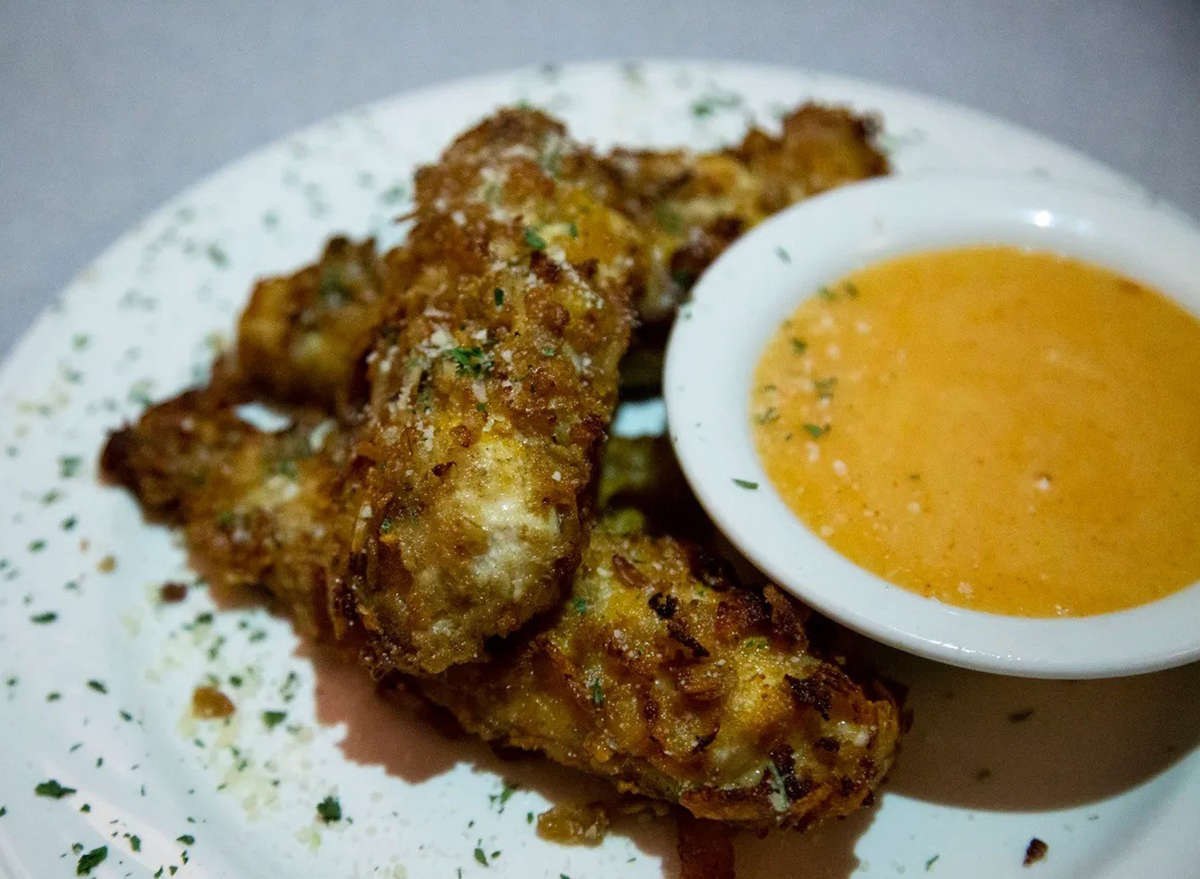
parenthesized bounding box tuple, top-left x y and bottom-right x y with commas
(752, 246, 1200, 617)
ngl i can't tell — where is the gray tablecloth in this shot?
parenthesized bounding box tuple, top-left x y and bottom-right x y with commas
(2, 0, 1197, 359)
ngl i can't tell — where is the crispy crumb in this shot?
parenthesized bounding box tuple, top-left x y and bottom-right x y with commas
(1023, 837, 1048, 867)
(191, 685, 235, 719)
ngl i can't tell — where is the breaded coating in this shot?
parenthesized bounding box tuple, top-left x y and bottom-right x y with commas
(593, 104, 887, 329)
(345, 110, 641, 674)
(232, 236, 392, 411)
(419, 524, 900, 831)
(220, 105, 887, 400)
(108, 109, 643, 675)
(101, 390, 349, 637)
(104, 403, 900, 829)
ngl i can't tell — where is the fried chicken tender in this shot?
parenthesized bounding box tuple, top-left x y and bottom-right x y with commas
(232, 236, 392, 411)
(222, 105, 887, 400)
(419, 522, 899, 831)
(345, 110, 641, 674)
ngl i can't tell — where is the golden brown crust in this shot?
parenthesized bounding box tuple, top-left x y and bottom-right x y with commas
(418, 526, 900, 831)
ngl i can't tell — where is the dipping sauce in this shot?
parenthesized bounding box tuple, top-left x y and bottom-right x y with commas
(751, 246, 1200, 617)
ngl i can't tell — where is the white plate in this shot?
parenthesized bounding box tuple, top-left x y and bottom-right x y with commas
(665, 174, 1200, 679)
(0, 60, 1196, 879)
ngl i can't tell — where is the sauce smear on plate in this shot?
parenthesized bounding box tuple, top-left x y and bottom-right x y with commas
(752, 246, 1200, 617)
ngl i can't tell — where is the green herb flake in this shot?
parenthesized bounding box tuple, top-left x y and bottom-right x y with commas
(35, 779, 76, 799)
(732, 478, 759, 490)
(925, 854, 940, 871)
(28, 539, 45, 553)
(754, 408, 779, 425)
(776, 246, 792, 263)
(316, 795, 342, 823)
(567, 221, 579, 238)
(844, 281, 860, 298)
(817, 285, 836, 301)
(0, 806, 6, 817)
(654, 203, 684, 235)
(572, 597, 588, 615)
(380, 517, 394, 533)
(129, 835, 142, 852)
(59, 456, 83, 478)
(493, 287, 505, 307)
(791, 338, 808, 355)
(590, 680, 605, 706)
(488, 781, 519, 813)
(46, 692, 61, 702)
(802, 423, 830, 439)
(526, 811, 534, 824)
(524, 227, 547, 251)
(176, 834, 195, 846)
(743, 637, 769, 650)
(262, 710, 287, 731)
(474, 847, 488, 866)
(446, 346, 492, 378)
(814, 376, 838, 399)
(76, 846, 107, 875)
(61, 516, 78, 531)
(30, 612, 57, 624)
(205, 243, 229, 268)
(87, 680, 107, 694)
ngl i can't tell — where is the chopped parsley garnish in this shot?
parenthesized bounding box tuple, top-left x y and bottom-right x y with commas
(590, 680, 605, 706)
(690, 91, 741, 118)
(567, 221, 579, 238)
(28, 539, 45, 553)
(776, 246, 791, 263)
(76, 846, 107, 875)
(925, 854, 940, 871)
(61, 516, 77, 531)
(35, 780, 75, 799)
(732, 478, 759, 490)
(743, 637, 769, 649)
(262, 711, 287, 731)
(654, 203, 683, 235)
(754, 408, 779, 425)
(446, 346, 492, 377)
(474, 846, 489, 866)
(30, 612, 57, 624)
(87, 679, 107, 694)
(541, 347, 556, 357)
(802, 423, 830, 439)
(488, 782, 519, 813)
(205, 243, 229, 268)
(380, 517, 394, 533)
(844, 281, 860, 298)
(572, 597, 588, 615)
(817, 285, 836, 301)
(814, 376, 838, 399)
(59, 455, 83, 478)
(791, 338, 808, 354)
(316, 795, 342, 823)
(0, 806, 5, 817)
(493, 287, 505, 307)
(129, 835, 141, 852)
(176, 834, 195, 845)
(524, 227, 547, 251)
